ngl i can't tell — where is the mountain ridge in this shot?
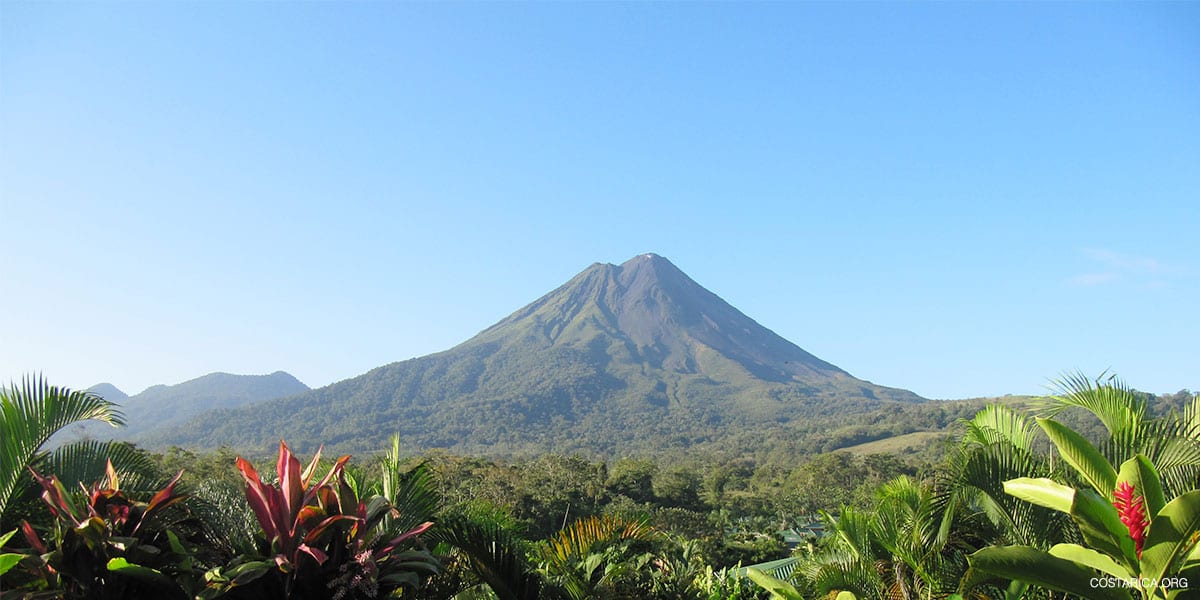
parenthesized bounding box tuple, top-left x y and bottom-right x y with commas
(52, 371, 309, 446)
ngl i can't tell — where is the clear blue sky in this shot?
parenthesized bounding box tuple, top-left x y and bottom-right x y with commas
(2, 2, 1197, 400)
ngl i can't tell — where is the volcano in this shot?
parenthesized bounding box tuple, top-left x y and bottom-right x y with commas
(144, 254, 923, 456)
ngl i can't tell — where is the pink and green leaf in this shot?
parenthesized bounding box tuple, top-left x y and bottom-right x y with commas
(20, 521, 47, 554)
(375, 521, 434, 557)
(237, 457, 279, 541)
(303, 514, 359, 545)
(300, 445, 324, 487)
(277, 441, 304, 522)
(29, 469, 76, 522)
(135, 471, 188, 534)
(297, 543, 328, 565)
(304, 455, 352, 505)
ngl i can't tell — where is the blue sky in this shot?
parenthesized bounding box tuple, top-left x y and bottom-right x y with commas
(2, 2, 1197, 400)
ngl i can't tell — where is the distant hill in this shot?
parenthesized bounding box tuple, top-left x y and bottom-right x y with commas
(120, 371, 310, 436)
(143, 254, 925, 457)
(53, 372, 309, 445)
(87, 382, 129, 402)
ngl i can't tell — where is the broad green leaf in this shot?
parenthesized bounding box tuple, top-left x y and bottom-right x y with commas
(1071, 488, 1140, 571)
(835, 592, 857, 600)
(968, 546, 1133, 600)
(1181, 541, 1200, 571)
(745, 567, 804, 600)
(0, 529, 15, 548)
(1165, 559, 1198, 599)
(0, 553, 23, 576)
(1140, 490, 1200, 595)
(107, 557, 177, 588)
(166, 529, 186, 554)
(1037, 417, 1117, 499)
(1116, 455, 1165, 521)
(1003, 477, 1074, 513)
(227, 560, 273, 586)
(1049, 543, 1132, 579)
(1004, 580, 1029, 600)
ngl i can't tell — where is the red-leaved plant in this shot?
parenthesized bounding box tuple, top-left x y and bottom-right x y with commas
(4, 461, 194, 599)
(201, 441, 438, 599)
(236, 442, 355, 569)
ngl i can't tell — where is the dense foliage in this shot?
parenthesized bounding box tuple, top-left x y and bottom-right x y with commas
(3, 374, 1197, 599)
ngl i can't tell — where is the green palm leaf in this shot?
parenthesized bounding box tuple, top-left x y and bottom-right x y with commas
(0, 375, 124, 520)
(1039, 371, 1146, 438)
(35, 439, 162, 493)
(964, 404, 1039, 452)
(429, 515, 564, 600)
(1036, 417, 1117, 499)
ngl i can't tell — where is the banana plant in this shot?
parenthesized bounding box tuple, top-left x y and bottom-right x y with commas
(969, 455, 1200, 600)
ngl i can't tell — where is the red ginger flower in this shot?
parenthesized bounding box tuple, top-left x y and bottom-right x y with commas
(1113, 482, 1148, 559)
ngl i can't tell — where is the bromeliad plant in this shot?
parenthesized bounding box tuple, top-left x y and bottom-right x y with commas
(202, 441, 439, 600)
(0, 461, 195, 599)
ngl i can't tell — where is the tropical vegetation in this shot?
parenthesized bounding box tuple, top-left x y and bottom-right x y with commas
(2, 373, 1197, 599)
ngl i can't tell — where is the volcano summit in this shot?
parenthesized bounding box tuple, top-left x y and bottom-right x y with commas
(145, 254, 923, 455)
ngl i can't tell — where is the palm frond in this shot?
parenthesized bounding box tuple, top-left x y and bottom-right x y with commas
(187, 478, 261, 558)
(541, 514, 658, 566)
(942, 436, 1072, 548)
(1039, 371, 1145, 440)
(429, 515, 565, 600)
(963, 404, 1039, 452)
(1040, 372, 1200, 498)
(0, 375, 124, 519)
(386, 461, 442, 535)
(35, 440, 162, 493)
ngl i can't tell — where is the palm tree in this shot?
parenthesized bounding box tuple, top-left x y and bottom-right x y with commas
(790, 477, 980, 600)
(793, 506, 885, 600)
(870, 475, 964, 600)
(1038, 372, 1200, 498)
(964, 374, 1200, 600)
(938, 403, 1076, 550)
(428, 515, 565, 600)
(537, 514, 660, 600)
(946, 373, 1200, 599)
(0, 375, 125, 522)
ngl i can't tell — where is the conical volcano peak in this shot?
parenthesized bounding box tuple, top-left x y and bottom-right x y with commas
(479, 252, 854, 380)
(619, 253, 680, 274)
(615, 253, 695, 292)
(144, 254, 924, 455)
(622, 252, 668, 265)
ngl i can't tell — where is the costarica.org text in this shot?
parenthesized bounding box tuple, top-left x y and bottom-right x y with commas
(1090, 577, 1189, 590)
